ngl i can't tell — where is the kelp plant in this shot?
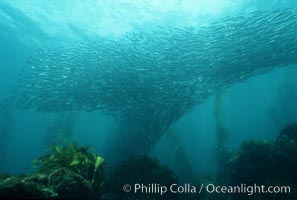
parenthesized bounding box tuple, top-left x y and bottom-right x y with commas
(269, 67, 297, 129)
(166, 128, 198, 183)
(214, 90, 230, 180)
(32, 143, 104, 198)
(0, 100, 15, 167)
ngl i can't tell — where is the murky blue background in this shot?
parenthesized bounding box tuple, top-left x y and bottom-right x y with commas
(0, 0, 297, 176)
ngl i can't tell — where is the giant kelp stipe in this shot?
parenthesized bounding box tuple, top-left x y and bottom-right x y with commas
(0, 0, 297, 199)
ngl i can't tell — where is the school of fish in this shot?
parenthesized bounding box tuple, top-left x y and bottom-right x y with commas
(5, 9, 297, 152)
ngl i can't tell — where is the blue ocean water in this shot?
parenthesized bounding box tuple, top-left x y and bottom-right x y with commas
(0, 1, 297, 199)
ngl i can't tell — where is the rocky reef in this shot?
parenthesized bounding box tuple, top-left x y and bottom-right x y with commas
(105, 156, 178, 200)
(221, 123, 297, 199)
(0, 124, 297, 200)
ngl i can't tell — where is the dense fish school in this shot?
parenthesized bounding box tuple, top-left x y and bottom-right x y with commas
(5, 9, 297, 152)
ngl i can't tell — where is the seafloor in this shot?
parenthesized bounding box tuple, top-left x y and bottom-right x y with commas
(0, 123, 296, 200)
